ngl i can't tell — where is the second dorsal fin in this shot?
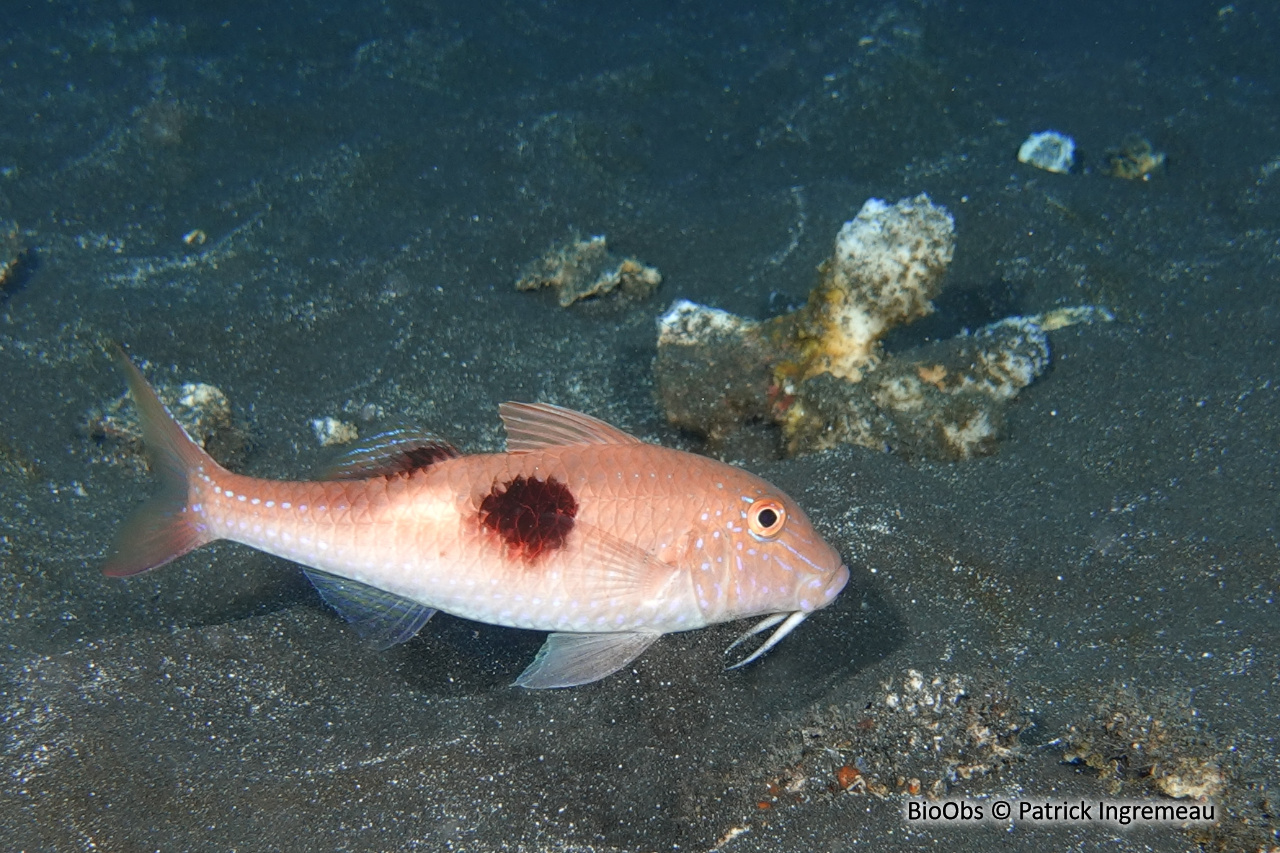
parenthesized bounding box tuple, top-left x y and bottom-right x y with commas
(499, 402, 643, 452)
(316, 422, 460, 480)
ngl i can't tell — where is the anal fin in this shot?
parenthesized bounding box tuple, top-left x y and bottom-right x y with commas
(304, 569, 436, 650)
(515, 631, 660, 689)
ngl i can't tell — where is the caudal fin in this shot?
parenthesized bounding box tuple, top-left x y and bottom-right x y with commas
(102, 346, 220, 577)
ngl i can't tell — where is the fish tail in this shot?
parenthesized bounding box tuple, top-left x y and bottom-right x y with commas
(102, 346, 220, 577)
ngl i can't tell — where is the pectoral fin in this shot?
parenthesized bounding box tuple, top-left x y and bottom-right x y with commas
(528, 519, 684, 618)
(515, 631, 661, 689)
(304, 569, 437, 650)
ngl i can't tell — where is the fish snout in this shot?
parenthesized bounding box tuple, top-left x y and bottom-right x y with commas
(799, 562, 848, 613)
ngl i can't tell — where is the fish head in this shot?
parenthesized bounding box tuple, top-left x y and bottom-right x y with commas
(686, 471, 848, 625)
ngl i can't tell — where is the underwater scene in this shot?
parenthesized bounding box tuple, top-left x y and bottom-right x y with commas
(1, 1, 1277, 850)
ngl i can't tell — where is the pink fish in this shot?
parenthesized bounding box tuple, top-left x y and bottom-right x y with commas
(103, 348, 848, 688)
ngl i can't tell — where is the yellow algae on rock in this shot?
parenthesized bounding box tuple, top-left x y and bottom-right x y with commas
(775, 315, 1056, 459)
(655, 193, 1111, 460)
(516, 232, 661, 307)
(782, 194, 955, 383)
(1035, 304, 1115, 331)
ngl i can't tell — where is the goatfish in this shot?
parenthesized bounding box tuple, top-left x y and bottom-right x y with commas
(103, 348, 849, 688)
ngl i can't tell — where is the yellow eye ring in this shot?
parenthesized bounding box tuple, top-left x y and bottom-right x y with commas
(747, 497, 787, 539)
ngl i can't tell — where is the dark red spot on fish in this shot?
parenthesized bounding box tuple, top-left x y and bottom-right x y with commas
(479, 475, 577, 561)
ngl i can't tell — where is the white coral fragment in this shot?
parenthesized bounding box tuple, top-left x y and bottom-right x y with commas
(311, 416, 358, 447)
(1017, 131, 1076, 174)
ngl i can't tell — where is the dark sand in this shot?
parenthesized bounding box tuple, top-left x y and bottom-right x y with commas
(1, 2, 1276, 850)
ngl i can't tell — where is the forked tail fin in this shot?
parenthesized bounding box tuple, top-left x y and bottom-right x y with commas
(102, 346, 220, 577)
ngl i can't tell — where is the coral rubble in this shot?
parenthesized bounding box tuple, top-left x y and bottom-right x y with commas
(760, 669, 1025, 806)
(654, 194, 1110, 460)
(0, 221, 26, 292)
(1104, 134, 1166, 181)
(516, 232, 661, 307)
(1064, 688, 1226, 801)
(1063, 686, 1278, 851)
(310, 416, 359, 447)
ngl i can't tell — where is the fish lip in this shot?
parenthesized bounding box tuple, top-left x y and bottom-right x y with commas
(822, 564, 850, 604)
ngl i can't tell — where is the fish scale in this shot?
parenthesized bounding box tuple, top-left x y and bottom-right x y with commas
(103, 348, 849, 688)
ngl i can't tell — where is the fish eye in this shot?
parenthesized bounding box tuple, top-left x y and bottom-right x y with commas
(747, 497, 787, 539)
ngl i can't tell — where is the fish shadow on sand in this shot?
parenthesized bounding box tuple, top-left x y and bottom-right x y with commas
(388, 616, 547, 696)
(379, 569, 902, 711)
(724, 571, 904, 711)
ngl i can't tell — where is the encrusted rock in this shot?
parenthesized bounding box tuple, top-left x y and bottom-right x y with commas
(517, 232, 661, 307)
(655, 193, 1111, 459)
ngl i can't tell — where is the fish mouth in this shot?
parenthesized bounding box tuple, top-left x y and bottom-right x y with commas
(722, 611, 809, 671)
(823, 564, 850, 604)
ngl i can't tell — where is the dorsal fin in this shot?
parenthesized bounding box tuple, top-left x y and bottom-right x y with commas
(316, 422, 459, 480)
(499, 402, 643, 452)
